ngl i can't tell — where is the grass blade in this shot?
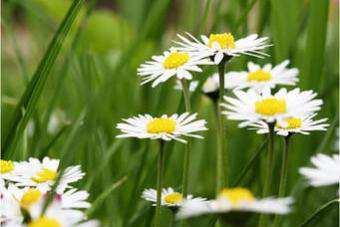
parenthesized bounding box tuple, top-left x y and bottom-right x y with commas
(2, 0, 85, 158)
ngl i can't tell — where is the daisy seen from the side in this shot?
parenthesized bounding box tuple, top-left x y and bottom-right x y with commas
(116, 112, 208, 143)
(137, 48, 212, 88)
(175, 32, 271, 64)
(225, 60, 299, 91)
(142, 187, 207, 209)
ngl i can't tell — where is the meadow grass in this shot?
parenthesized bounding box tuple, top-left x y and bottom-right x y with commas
(1, 0, 339, 226)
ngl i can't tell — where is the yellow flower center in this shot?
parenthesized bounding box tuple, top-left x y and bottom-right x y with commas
(276, 117, 302, 129)
(28, 217, 61, 227)
(255, 98, 287, 116)
(219, 188, 255, 206)
(163, 52, 189, 69)
(164, 192, 183, 204)
(0, 160, 14, 173)
(31, 168, 57, 183)
(208, 33, 235, 49)
(20, 188, 42, 208)
(247, 70, 272, 82)
(147, 118, 176, 134)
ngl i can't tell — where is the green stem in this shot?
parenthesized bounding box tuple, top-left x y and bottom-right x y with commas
(155, 140, 165, 227)
(258, 123, 275, 227)
(273, 135, 291, 226)
(216, 61, 227, 194)
(181, 79, 191, 197)
(299, 199, 339, 227)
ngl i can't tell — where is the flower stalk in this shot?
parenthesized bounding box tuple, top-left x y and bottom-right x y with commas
(258, 122, 275, 227)
(181, 79, 191, 198)
(273, 134, 292, 226)
(155, 140, 165, 227)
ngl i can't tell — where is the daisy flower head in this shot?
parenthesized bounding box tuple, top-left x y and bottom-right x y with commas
(142, 187, 207, 209)
(0, 159, 22, 182)
(175, 32, 271, 65)
(225, 60, 299, 91)
(246, 113, 329, 136)
(137, 48, 212, 88)
(222, 88, 323, 125)
(299, 153, 340, 187)
(177, 188, 293, 219)
(201, 73, 229, 101)
(8, 157, 85, 193)
(116, 112, 208, 143)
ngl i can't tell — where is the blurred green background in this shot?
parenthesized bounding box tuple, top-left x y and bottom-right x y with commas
(1, 0, 339, 226)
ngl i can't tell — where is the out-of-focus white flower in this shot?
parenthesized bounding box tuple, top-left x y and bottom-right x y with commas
(174, 80, 199, 92)
(299, 153, 340, 187)
(177, 188, 293, 219)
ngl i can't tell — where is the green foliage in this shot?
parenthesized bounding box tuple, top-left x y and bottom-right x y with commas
(2, 0, 338, 226)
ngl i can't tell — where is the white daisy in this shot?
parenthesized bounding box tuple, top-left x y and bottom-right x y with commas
(174, 80, 199, 92)
(8, 157, 85, 193)
(141, 187, 207, 208)
(177, 188, 293, 219)
(175, 32, 271, 64)
(222, 88, 323, 124)
(0, 179, 23, 226)
(0, 159, 22, 182)
(225, 60, 299, 91)
(137, 48, 212, 87)
(299, 153, 340, 187)
(116, 112, 207, 143)
(245, 113, 329, 136)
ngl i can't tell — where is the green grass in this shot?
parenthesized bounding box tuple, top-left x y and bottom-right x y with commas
(2, 0, 339, 226)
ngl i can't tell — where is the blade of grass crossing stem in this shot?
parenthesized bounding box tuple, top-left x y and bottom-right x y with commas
(86, 176, 128, 217)
(298, 199, 339, 227)
(41, 110, 86, 214)
(2, 0, 84, 158)
(232, 139, 267, 187)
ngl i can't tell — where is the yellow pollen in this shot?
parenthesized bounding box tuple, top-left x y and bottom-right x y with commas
(20, 188, 42, 208)
(0, 160, 14, 174)
(28, 217, 61, 227)
(247, 70, 272, 82)
(219, 188, 255, 206)
(163, 52, 189, 69)
(164, 192, 183, 204)
(276, 117, 302, 129)
(147, 118, 176, 134)
(255, 98, 287, 116)
(31, 168, 57, 183)
(208, 33, 235, 49)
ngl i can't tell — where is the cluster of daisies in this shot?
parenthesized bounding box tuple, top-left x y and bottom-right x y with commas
(0, 157, 98, 227)
(115, 30, 339, 225)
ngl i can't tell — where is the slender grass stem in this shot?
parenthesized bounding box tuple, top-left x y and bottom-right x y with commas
(216, 61, 227, 194)
(155, 140, 165, 227)
(299, 199, 339, 227)
(181, 79, 191, 197)
(258, 122, 275, 227)
(273, 135, 292, 226)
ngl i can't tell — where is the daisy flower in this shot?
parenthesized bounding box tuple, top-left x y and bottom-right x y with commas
(116, 112, 207, 143)
(175, 32, 271, 64)
(225, 60, 299, 91)
(222, 88, 323, 125)
(174, 80, 199, 92)
(177, 188, 293, 219)
(8, 157, 85, 193)
(245, 113, 329, 136)
(299, 153, 340, 187)
(142, 187, 207, 208)
(0, 159, 22, 182)
(137, 48, 212, 87)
